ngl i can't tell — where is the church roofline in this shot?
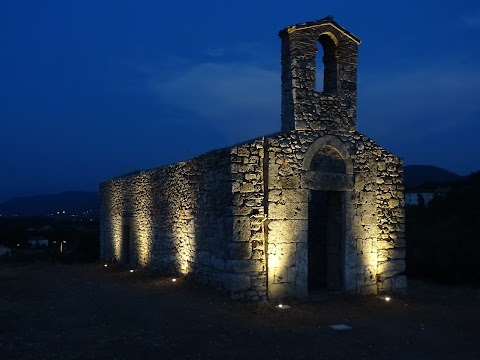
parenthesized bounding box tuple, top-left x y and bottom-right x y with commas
(278, 16, 361, 44)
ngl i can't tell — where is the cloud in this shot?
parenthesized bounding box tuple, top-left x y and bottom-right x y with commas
(150, 60, 280, 142)
(140, 50, 480, 174)
(205, 43, 270, 60)
(358, 61, 480, 173)
(464, 10, 480, 29)
(359, 61, 480, 139)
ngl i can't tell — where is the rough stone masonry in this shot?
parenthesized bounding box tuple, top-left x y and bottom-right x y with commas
(100, 16, 406, 301)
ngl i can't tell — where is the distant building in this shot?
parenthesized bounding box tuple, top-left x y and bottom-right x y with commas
(28, 236, 49, 248)
(0, 245, 11, 257)
(405, 187, 449, 206)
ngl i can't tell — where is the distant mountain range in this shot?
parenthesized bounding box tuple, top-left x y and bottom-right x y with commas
(0, 166, 472, 216)
(0, 191, 99, 217)
(403, 165, 464, 188)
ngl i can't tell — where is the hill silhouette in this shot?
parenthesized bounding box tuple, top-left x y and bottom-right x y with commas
(0, 165, 469, 216)
(403, 165, 463, 188)
(0, 191, 99, 217)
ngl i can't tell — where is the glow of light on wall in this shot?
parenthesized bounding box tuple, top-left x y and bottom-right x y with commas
(358, 204, 381, 293)
(111, 213, 123, 261)
(167, 165, 198, 276)
(267, 220, 298, 269)
(173, 208, 196, 275)
(131, 211, 153, 266)
(131, 172, 155, 267)
(267, 219, 302, 299)
(103, 179, 128, 262)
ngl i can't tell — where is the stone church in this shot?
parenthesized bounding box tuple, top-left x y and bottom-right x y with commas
(100, 17, 406, 301)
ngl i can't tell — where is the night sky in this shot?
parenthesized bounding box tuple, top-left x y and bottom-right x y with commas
(1, 0, 479, 202)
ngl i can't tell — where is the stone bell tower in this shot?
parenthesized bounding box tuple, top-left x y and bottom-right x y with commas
(279, 16, 361, 133)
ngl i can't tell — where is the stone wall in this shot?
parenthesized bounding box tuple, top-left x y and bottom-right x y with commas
(100, 129, 406, 300)
(261, 129, 405, 299)
(101, 148, 238, 292)
(100, 144, 271, 300)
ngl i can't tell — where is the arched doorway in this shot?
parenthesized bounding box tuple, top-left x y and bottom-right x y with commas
(302, 136, 353, 295)
(308, 146, 345, 292)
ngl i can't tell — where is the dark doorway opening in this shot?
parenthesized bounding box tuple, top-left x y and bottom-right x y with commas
(122, 224, 131, 265)
(308, 190, 344, 292)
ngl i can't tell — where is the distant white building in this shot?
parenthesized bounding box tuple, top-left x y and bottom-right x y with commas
(405, 187, 449, 206)
(28, 237, 49, 248)
(0, 245, 11, 257)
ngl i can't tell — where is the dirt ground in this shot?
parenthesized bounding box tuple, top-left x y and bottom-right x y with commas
(1, 262, 479, 360)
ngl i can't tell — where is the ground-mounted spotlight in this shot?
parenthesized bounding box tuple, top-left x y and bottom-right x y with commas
(171, 278, 177, 282)
(129, 269, 134, 273)
(277, 304, 291, 310)
(104, 264, 108, 268)
(384, 296, 391, 302)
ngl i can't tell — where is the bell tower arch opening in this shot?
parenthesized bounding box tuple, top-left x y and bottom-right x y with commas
(316, 34, 338, 95)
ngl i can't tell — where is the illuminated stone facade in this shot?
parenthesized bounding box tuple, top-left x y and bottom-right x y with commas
(100, 17, 406, 300)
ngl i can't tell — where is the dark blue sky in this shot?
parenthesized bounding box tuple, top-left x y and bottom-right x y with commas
(1, 0, 479, 201)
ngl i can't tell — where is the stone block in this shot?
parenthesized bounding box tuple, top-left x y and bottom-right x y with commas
(268, 219, 308, 244)
(279, 189, 308, 203)
(225, 241, 252, 260)
(210, 255, 225, 271)
(273, 267, 288, 283)
(360, 238, 375, 254)
(251, 249, 264, 260)
(280, 176, 300, 189)
(268, 282, 295, 299)
(377, 277, 392, 293)
(268, 242, 296, 268)
(222, 273, 251, 292)
(393, 275, 407, 294)
(197, 251, 210, 265)
(377, 259, 406, 278)
(268, 202, 307, 220)
(359, 284, 377, 295)
(232, 217, 252, 242)
(252, 276, 266, 287)
(225, 259, 264, 273)
(287, 266, 296, 283)
(236, 147, 250, 157)
(377, 240, 395, 250)
(363, 265, 377, 285)
(354, 224, 378, 239)
(377, 249, 388, 262)
(295, 242, 307, 274)
(387, 248, 406, 260)
(231, 293, 245, 300)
